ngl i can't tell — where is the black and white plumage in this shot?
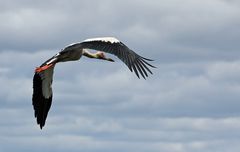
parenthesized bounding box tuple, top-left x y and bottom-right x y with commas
(32, 37, 155, 129)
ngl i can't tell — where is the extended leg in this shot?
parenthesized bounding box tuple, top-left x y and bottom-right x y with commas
(35, 64, 54, 73)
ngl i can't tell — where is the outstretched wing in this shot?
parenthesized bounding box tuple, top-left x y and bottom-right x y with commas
(80, 37, 155, 79)
(32, 65, 55, 129)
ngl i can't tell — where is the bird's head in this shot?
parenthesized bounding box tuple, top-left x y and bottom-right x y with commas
(96, 51, 114, 62)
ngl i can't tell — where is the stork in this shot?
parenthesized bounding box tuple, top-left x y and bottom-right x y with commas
(32, 37, 155, 129)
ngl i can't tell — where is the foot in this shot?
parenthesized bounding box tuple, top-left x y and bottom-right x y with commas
(35, 64, 53, 73)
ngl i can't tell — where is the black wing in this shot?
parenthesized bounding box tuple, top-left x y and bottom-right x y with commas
(32, 66, 54, 129)
(80, 37, 155, 79)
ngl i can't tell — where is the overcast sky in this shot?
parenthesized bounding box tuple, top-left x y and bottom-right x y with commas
(0, 0, 240, 151)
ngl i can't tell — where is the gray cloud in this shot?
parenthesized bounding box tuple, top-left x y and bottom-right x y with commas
(1, 0, 239, 62)
(1, 50, 240, 151)
(0, 0, 240, 152)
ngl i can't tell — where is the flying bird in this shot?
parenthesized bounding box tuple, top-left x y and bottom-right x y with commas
(32, 37, 155, 129)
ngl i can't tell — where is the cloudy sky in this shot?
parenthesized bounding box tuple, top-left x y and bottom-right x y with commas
(0, 0, 240, 151)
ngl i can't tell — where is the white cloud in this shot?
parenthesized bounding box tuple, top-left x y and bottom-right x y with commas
(0, 0, 240, 151)
(207, 61, 240, 84)
(1, 0, 239, 61)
